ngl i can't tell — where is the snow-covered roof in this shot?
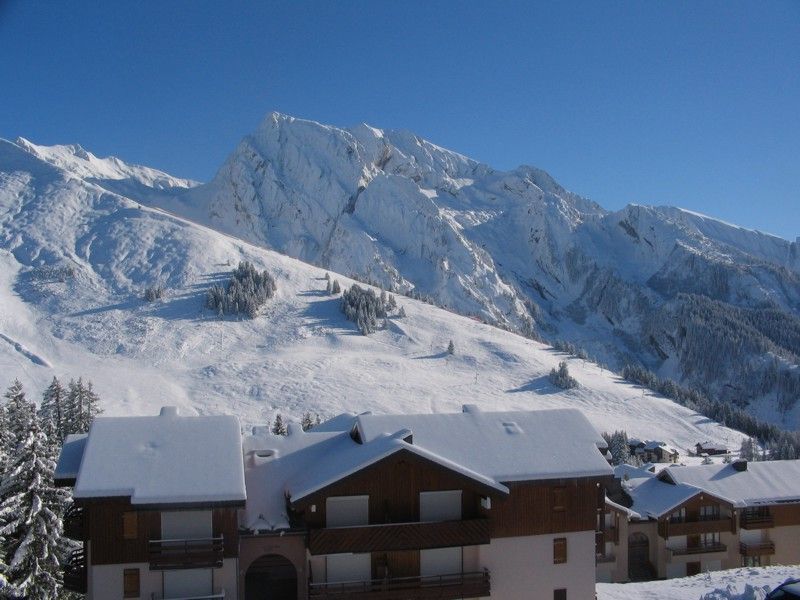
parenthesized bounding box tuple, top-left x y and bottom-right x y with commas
(605, 496, 640, 519)
(661, 460, 800, 507)
(643, 440, 679, 454)
(625, 476, 705, 518)
(243, 407, 612, 532)
(696, 441, 728, 451)
(54, 433, 88, 484)
(72, 407, 246, 506)
(356, 406, 612, 482)
(242, 421, 509, 532)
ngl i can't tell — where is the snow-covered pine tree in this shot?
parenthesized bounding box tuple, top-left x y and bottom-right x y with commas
(300, 412, 314, 431)
(326, 280, 332, 294)
(2, 381, 35, 460)
(64, 378, 103, 435)
(0, 409, 68, 598)
(447, 340, 455, 355)
(398, 306, 406, 318)
(271, 414, 287, 436)
(331, 280, 341, 294)
(39, 377, 66, 442)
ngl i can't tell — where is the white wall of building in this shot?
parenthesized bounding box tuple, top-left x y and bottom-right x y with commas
(478, 531, 596, 600)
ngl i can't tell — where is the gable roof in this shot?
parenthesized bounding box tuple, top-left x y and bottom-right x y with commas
(355, 406, 612, 483)
(54, 433, 88, 486)
(72, 407, 246, 506)
(243, 406, 612, 532)
(660, 460, 800, 507)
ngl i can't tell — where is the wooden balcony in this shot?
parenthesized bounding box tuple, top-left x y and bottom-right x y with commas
(659, 517, 734, 538)
(669, 542, 727, 557)
(308, 519, 490, 555)
(740, 514, 774, 529)
(63, 546, 87, 593)
(149, 536, 224, 570)
(308, 570, 490, 600)
(740, 541, 776, 557)
(63, 503, 85, 541)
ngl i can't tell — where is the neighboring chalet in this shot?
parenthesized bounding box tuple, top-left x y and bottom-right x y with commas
(627, 439, 680, 464)
(58, 405, 613, 600)
(695, 441, 729, 456)
(55, 407, 246, 599)
(596, 459, 800, 583)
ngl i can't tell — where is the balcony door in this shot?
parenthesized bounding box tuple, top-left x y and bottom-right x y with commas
(161, 510, 214, 598)
(326, 496, 369, 528)
(161, 510, 212, 539)
(419, 491, 462, 577)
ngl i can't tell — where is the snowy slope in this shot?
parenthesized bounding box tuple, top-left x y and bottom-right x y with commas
(155, 113, 800, 427)
(0, 136, 750, 453)
(598, 565, 798, 600)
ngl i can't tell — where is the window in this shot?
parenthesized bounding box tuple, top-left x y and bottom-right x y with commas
(553, 537, 567, 564)
(700, 532, 720, 548)
(552, 487, 566, 512)
(743, 555, 761, 567)
(123, 568, 140, 598)
(700, 504, 720, 521)
(669, 507, 686, 523)
(122, 511, 138, 540)
(554, 589, 567, 600)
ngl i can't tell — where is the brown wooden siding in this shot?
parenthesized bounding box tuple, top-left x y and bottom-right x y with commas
(309, 518, 490, 555)
(80, 498, 239, 565)
(771, 503, 800, 527)
(488, 478, 608, 538)
(294, 451, 496, 528)
(656, 493, 736, 539)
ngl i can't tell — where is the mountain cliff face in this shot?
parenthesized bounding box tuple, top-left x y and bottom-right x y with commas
(169, 113, 800, 423)
(3, 113, 800, 427)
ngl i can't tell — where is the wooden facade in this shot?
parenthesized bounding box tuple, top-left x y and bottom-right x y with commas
(293, 449, 505, 527)
(76, 498, 240, 565)
(656, 493, 736, 539)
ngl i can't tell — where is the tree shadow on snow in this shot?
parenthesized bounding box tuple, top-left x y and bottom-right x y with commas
(506, 375, 562, 395)
(299, 293, 360, 336)
(412, 352, 450, 360)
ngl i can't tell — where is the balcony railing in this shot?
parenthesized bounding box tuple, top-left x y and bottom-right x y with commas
(659, 517, 734, 538)
(739, 541, 776, 556)
(63, 546, 87, 593)
(669, 542, 727, 557)
(308, 519, 490, 555)
(309, 570, 490, 600)
(149, 536, 224, 570)
(151, 594, 225, 600)
(740, 514, 774, 529)
(63, 504, 85, 541)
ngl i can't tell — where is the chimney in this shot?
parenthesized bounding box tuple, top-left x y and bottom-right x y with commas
(732, 459, 748, 472)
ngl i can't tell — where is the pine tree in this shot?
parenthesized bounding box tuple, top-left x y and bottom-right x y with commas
(271, 414, 287, 436)
(326, 280, 332, 294)
(64, 378, 103, 435)
(0, 415, 67, 598)
(331, 280, 341, 294)
(300, 412, 314, 431)
(324, 272, 330, 281)
(39, 378, 65, 442)
(3, 381, 35, 460)
(398, 306, 406, 318)
(447, 340, 455, 355)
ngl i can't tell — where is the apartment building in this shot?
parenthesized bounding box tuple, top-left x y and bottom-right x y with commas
(55, 407, 246, 599)
(596, 459, 800, 583)
(58, 405, 614, 599)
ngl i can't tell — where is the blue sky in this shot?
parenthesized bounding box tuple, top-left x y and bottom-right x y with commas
(1, 1, 798, 239)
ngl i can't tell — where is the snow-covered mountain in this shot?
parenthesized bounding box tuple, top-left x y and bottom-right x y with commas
(158, 113, 800, 425)
(0, 134, 752, 451)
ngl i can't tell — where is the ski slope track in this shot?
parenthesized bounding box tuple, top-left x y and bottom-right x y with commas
(0, 136, 751, 450)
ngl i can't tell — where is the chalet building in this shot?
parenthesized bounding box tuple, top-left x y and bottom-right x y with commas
(58, 405, 614, 600)
(596, 459, 800, 583)
(55, 407, 246, 599)
(695, 441, 728, 456)
(626, 439, 679, 464)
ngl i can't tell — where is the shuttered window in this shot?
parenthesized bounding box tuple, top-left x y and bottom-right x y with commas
(553, 537, 567, 564)
(554, 589, 567, 600)
(123, 568, 140, 598)
(122, 511, 138, 540)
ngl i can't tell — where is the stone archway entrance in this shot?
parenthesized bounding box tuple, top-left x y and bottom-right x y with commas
(245, 554, 298, 600)
(628, 532, 654, 581)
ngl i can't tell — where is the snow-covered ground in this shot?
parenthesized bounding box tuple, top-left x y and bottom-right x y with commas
(0, 136, 751, 455)
(598, 566, 800, 600)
